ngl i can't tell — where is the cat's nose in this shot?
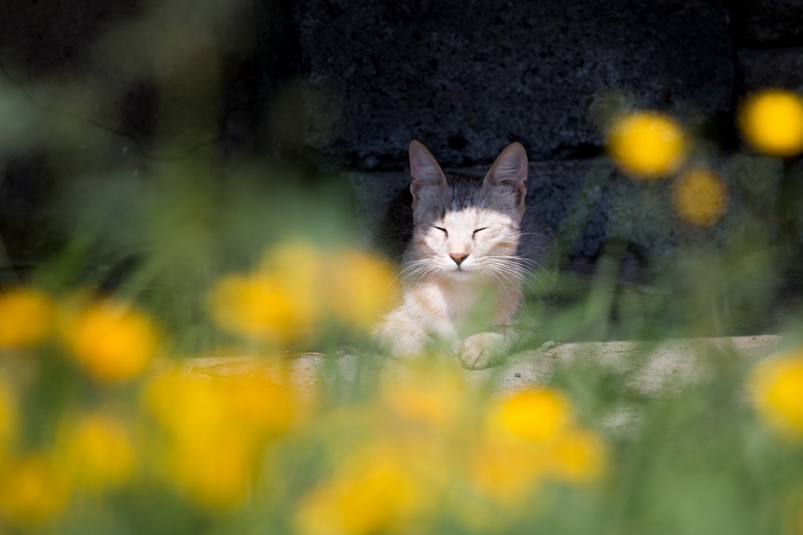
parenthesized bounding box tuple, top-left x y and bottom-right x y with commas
(450, 253, 469, 266)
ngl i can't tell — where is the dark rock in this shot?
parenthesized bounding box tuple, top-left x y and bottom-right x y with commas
(739, 0, 803, 45)
(291, 0, 735, 169)
(737, 47, 803, 94)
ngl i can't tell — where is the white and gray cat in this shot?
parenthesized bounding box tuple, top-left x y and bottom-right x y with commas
(375, 140, 553, 369)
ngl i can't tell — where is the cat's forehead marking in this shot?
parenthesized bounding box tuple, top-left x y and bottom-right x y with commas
(441, 207, 512, 227)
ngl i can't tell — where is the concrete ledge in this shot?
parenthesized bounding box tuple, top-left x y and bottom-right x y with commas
(169, 334, 788, 398)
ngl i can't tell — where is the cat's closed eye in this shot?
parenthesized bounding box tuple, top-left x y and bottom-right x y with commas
(434, 226, 448, 237)
(473, 227, 488, 236)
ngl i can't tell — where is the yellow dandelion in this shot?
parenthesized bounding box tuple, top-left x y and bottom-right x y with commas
(749, 353, 803, 439)
(144, 372, 293, 509)
(0, 455, 69, 525)
(58, 413, 136, 490)
(326, 250, 397, 331)
(64, 300, 159, 382)
(607, 111, 688, 179)
(381, 364, 465, 427)
(168, 433, 254, 509)
(226, 374, 294, 438)
(297, 456, 423, 535)
(0, 287, 56, 349)
(468, 439, 540, 502)
(490, 388, 573, 442)
(739, 89, 803, 157)
(261, 240, 326, 321)
(542, 428, 606, 484)
(672, 167, 729, 226)
(144, 372, 230, 439)
(208, 273, 313, 343)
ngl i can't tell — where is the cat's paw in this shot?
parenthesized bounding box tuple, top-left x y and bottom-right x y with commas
(457, 332, 506, 370)
(374, 317, 430, 359)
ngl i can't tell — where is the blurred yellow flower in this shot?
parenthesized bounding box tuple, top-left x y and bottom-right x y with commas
(209, 273, 312, 343)
(607, 111, 688, 179)
(169, 433, 253, 509)
(326, 250, 397, 331)
(297, 455, 424, 535)
(261, 240, 326, 320)
(64, 300, 159, 382)
(58, 413, 136, 490)
(542, 428, 606, 484)
(0, 287, 56, 349)
(144, 371, 293, 509)
(490, 389, 572, 442)
(145, 372, 228, 437)
(738, 89, 803, 157)
(0, 455, 69, 525)
(227, 374, 295, 438)
(469, 439, 540, 501)
(749, 353, 803, 439)
(672, 167, 729, 226)
(381, 365, 465, 427)
(145, 371, 293, 441)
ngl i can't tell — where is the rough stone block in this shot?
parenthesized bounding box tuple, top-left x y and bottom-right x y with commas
(737, 47, 803, 94)
(739, 0, 803, 45)
(292, 0, 735, 169)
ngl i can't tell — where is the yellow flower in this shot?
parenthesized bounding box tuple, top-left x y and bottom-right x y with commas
(490, 389, 573, 442)
(169, 432, 254, 509)
(297, 454, 424, 535)
(64, 300, 159, 382)
(468, 439, 540, 501)
(145, 371, 293, 440)
(208, 273, 312, 343)
(0, 455, 69, 525)
(738, 89, 803, 157)
(607, 111, 688, 179)
(542, 428, 606, 484)
(749, 353, 803, 439)
(145, 372, 229, 438)
(326, 250, 397, 331)
(381, 364, 465, 427)
(58, 413, 136, 490)
(261, 240, 326, 321)
(0, 288, 56, 349)
(672, 167, 729, 226)
(144, 371, 293, 509)
(226, 374, 294, 438)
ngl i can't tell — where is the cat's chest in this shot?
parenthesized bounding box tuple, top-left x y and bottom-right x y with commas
(413, 280, 492, 322)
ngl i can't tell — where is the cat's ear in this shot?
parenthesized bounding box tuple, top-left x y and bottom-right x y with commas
(484, 142, 528, 210)
(409, 140, 447, 207)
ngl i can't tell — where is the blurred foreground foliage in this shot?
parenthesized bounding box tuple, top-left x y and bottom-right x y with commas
(2, 0, 803, 533)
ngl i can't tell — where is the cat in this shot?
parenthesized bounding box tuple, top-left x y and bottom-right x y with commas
(374, 140, 553, 369)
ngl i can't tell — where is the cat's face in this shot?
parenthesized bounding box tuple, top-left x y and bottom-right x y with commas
(408, 140, 528, 279)
(418, 205, 519, 277)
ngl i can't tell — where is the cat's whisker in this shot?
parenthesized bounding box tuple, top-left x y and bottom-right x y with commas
(478, 266, 507, 290)
(490, 255, 542, 269)
(396, 259, 433, 279)
(396, 259, 437, 286)
(400, 265, 435, 288)
(518, 232, 550, 238)
(483, 259, 543, 295)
